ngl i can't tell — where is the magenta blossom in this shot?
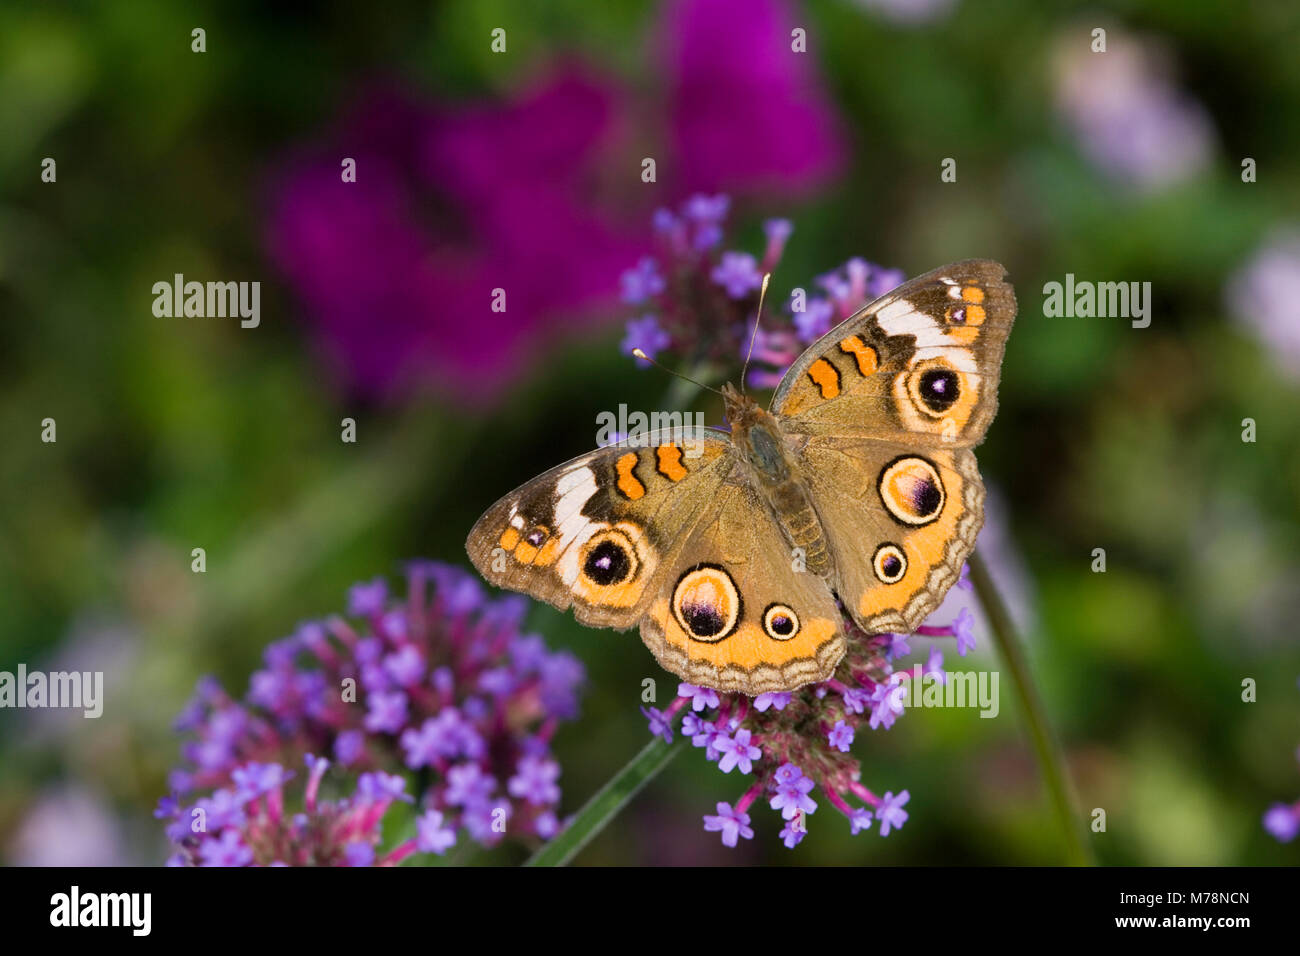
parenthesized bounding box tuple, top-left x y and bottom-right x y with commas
(267, 74, 646, 403)
(660, 0, 845, 196)
(268, 0, 846, 403)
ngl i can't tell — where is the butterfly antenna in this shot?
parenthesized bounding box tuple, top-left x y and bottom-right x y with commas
(631, 350, 725, 397)
(740, 272, 772, 394)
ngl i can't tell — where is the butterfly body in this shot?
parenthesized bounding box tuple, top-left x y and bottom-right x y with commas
(724, 383, 834, 577)
(467, 260, 1016, 695)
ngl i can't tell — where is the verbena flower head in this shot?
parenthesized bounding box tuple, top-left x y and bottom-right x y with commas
(619, 194, 902, 386)
(161, 562, 583, 865)
(645, 601, 973, 849)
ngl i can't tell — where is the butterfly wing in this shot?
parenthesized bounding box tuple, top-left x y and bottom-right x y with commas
(637, 475, 844, 694)
(773, 259, 1014, 446)
(466, 426, 733, 629)
(799, 438, 984, 633)
(772, 259, 1015, 633)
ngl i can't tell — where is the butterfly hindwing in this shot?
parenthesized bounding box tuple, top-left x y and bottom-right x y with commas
(797, 437, 984, 634)
(638, 478, 845, 695)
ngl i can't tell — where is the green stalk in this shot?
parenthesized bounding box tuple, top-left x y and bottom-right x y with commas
(524, 737, 681, 867)
(968, 550, 1093, 865)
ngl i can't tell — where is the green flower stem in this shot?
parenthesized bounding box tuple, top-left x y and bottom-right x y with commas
(968, 549, 1093, 865)
(524, 736, 681, 867)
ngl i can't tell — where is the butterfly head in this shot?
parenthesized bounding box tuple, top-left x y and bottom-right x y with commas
(721, 381, 765, 431)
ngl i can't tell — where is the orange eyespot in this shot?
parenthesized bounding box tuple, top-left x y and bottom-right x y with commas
(515, 524, 555, 564)
(762, 603, 800, 640)
(580, 528, 639, 586)
(873, 544, 907, 584)
(879, 456, 945, 527)
(906, 358, 964, 418)
(672, 565, 741, 643)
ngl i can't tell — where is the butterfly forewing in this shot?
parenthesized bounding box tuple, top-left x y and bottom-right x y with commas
(465, 426, 733, 630)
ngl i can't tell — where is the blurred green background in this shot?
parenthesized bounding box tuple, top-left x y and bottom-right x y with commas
(2, 0, 1298, 865)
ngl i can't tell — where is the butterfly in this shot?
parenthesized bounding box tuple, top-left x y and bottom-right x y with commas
(466, 260, 1015, 695)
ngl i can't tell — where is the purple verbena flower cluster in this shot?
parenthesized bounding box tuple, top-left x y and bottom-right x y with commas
(619, 195, 902, 387)
(160, 562, 584, 865)
(642, 572, 974, 849)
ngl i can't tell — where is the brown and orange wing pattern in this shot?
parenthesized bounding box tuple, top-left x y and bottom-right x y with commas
(769, 260, 1014, 636)
(771, 259, 1015, 448)
(637, 475, 845, 694)
(466, 427, 733, 630)
(795, 436, 984, 634)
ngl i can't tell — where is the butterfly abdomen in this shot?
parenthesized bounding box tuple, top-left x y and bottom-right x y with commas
(768, 480, 833, 577)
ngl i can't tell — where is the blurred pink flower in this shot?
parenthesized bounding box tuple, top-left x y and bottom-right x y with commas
(267, 72, 646, 403)
(267, 0, 847, 403)
(1226, 227, 1300, 380)
(1052, 27, 1215, 192)
(659, 0, 846, 196)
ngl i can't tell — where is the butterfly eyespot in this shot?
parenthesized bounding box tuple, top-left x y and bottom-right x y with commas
(905, 357, 967, 421)
(918, 368, 959, 413)
(513, 523, 557, 565)
(762, 603, 800, 640)
(873, 544, 908, 584)
(948, 306, 967, 324)
(879, 456, 945, 527)
(580, 529, 638, 586)
(672, 564, 741, 643)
